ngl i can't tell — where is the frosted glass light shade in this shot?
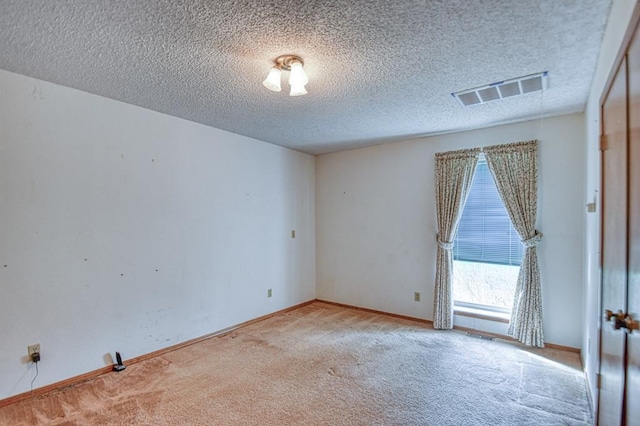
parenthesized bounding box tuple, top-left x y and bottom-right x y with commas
(262, 67, 282, 92)
(288, 61, 309, 86)
(289, 82, 307, 97)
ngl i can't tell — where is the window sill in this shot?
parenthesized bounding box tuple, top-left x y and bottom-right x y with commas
(453, 305, 510, 324)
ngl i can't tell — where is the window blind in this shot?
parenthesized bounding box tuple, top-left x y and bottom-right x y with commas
(453, 158, 524, 266)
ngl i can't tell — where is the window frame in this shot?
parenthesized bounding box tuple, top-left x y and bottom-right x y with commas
(452, 154, 522, 318)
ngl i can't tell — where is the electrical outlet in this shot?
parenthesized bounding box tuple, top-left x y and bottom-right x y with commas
(414, 292, 421, 302)
(267, 288, 273, 298)
(291, 230, 296, 238)
(28, 344, 40, 361)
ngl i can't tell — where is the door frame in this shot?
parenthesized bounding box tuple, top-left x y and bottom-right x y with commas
(597, 3, 640, 422)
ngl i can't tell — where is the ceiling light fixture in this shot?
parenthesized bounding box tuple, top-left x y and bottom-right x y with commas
(263, 55, 308, 96)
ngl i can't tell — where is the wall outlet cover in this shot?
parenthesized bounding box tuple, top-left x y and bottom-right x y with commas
(28, 343, 40, 357)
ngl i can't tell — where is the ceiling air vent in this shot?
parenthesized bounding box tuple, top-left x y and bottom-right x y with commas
(452, 72, 548, 107)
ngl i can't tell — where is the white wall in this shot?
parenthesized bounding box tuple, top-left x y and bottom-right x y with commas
(0, 69, 316, 400)
(316, 113, 585, 348)
(582, 0, 638, 411)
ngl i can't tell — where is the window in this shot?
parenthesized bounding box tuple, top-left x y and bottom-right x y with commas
(452, 155, 523, 312)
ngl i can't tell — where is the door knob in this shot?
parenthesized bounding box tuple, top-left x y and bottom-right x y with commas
(624, 314, 639, 334)
(605, 309, 618, 321)
(604, 309, 626, 330)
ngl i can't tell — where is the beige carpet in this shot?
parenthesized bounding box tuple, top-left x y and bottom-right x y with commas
(0, 302, 592, 425)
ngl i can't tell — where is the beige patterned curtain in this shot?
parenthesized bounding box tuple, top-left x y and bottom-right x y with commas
(433, 148, 480, 329)
(484, 140, 544, 347)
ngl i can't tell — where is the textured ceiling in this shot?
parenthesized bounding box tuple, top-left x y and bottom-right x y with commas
(0, 1, 612, 154)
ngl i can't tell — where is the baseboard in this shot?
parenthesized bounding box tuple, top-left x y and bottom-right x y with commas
(315, 299, 434, 325)
(584, 369, 597, 420)
(0, 365, 116, 409)
(316, 299, 580, 353)
(451, 324, 580, 353)
(0, 299, 315, 408)
(545, 342, 581, 353)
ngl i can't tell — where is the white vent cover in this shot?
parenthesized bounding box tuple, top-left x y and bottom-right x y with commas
(452, 72, 548, 107)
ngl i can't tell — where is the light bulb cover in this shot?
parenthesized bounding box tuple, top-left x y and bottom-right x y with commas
(289, 60, 309, 86)
(290, 82, 308, 97)
(262, 67, 282, 92)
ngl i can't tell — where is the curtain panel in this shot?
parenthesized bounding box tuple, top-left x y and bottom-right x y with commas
(433, 148, 480, 329)
(483, 140, 543, 347)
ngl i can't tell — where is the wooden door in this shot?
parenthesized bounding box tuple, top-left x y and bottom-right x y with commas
(626, 25, 640, 426)
(599, 56, 628, 426)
